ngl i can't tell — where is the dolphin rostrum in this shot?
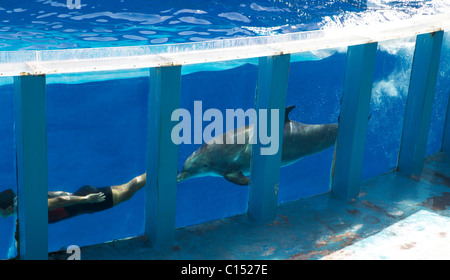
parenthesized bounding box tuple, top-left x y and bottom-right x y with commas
(177, 105, 338, 186)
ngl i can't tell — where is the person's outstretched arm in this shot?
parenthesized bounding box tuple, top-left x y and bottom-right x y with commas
(48, 192, 105, 212)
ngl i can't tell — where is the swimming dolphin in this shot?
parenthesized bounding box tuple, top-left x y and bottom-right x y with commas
(177, 105, 338, 186)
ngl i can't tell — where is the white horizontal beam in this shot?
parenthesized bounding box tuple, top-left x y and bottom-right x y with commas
(0, 12, 449, 76)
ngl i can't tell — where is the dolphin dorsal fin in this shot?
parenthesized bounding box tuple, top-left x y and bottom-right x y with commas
(285, 105, 295, 123)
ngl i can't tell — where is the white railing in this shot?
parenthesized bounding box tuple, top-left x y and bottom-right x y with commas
(0, 12, 449, 76)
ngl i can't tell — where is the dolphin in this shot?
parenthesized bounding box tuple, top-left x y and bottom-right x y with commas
(177, 105, 338, 186)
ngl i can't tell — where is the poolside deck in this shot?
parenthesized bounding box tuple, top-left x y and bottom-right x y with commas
(49, 152, 450, 260)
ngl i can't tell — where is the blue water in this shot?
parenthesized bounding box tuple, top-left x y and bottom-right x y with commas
(1, 0, 450, 259)
(0, 0, 449, 50)
(0, 0, 352, 50)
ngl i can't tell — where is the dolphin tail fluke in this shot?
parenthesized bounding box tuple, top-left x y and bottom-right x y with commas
(224, 171, 250, 186)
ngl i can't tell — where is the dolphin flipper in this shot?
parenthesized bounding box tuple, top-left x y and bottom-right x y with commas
(224, 171, 250, 186)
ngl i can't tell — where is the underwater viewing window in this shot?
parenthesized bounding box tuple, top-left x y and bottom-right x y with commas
(426, 32, 450, 157)
(0, 8, 449, 259)
(361, 37, 415, 181)
(176, 59, 257, 227)
(46, 71, 148, 251)
(278, 49, 346, 204)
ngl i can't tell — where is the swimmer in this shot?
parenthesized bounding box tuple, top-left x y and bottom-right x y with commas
(0, 173, 146, 223)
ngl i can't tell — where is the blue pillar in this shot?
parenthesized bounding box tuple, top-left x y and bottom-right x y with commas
(331, 43, 377, 200)
(14, 75, 48, 260)
(248, 54, 290, 222)
(399, 31, 444, 177)
(145, 66, 181, 248)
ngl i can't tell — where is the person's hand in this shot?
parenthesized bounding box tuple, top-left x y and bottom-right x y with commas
(85, 192, 106, 203)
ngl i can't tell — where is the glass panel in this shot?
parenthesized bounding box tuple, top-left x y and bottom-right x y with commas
(46, 70, 148, 252)
(278, 48, 346, 204)
(426, 32, 450, 156)
(0, 77, 17, 259)
(176, 59, 257, 227)
(361, 37, 415, 181)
